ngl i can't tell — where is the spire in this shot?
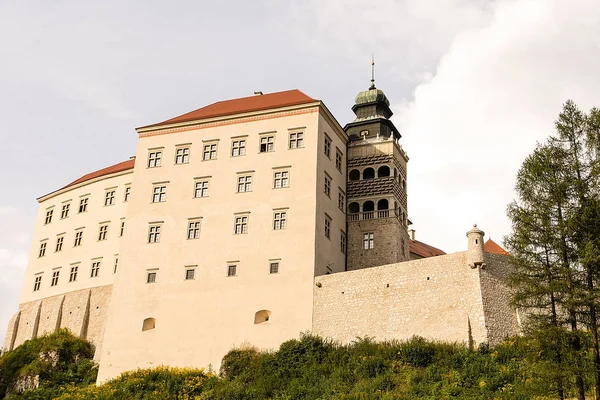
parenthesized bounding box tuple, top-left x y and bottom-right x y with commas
(370, 54, 376, 89)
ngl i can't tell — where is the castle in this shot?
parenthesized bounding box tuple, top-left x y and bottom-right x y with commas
(3, 80, 519, 383)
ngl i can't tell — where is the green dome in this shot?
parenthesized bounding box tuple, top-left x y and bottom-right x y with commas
(354, 87, 390, 107)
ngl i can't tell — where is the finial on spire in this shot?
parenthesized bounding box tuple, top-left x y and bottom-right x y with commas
(370, 54, 376, 89)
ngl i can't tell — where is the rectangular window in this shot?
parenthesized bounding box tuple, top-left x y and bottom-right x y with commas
(325, 216, 331, 239)
(324, 175, 331, 197)
(185, 269, 195, 280)
(273, 171, 289, 188)
(260, 136, 274, 153)
(91, 261, 100, 277)
(338, 191, 345, 212)
(273, 211, 287, 230)
(79, 197, 88, 213)
(60, 203, 70, 219)
(114, 257, 119, 273)
(227, 265, 237, 277)
(231, 140, 246, 157)
(105, 190, 115, 206)
(74, 231, 83, 247)
(147, 272, 157, 283)
(69, 265, 78, 282)
(203, 143, 217, 160)
(120, 221, 125, 237)
(51, 270, 60, 287)
(289, 132, 304, 148)
(39, 242, 47, 258)
(98, 224, 108, 241)
(148, 225, 161, 243)
(187, 221, 201, 239)
(237, 176, 252, 193)
(324, 135, 331, 158)
(234, 216, 248, 234)
(45, 209, 53, 225)
(148, 151, 162, 168)
(335, 148, 343, 172)
(194, 181, 209, 198)
(340, 231, 347, 254)
(363, 232, 374, 249)
(124, 187, 131, 202)
(152, 186, 166, 203)
(55, 236, 64, 252)
(175, 147, 190, 164)
(33, 275, 42, 291)
(269, 262, 279, 274)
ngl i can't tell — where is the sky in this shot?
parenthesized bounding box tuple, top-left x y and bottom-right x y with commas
(1, 0, 599, 346)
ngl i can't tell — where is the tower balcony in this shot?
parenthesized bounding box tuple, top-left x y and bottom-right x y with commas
(347, 208, 400, 222)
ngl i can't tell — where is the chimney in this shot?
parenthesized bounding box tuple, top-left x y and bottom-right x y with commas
(129, 156, 136, 160)
(408, 229, 415, 240)
(254, 91, 263, 96)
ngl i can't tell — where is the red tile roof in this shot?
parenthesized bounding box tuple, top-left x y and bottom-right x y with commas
(410, 240, 446, 258)
(484, 239, 509, 255)
(61, 159, 135, 190)
(139, 89, 318, 129)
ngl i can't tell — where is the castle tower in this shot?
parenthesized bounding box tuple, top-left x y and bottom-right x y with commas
(345, 72, 410, 270)
(466, 224, 486, 268)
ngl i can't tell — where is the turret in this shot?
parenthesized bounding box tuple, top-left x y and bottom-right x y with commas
(466, 224, 486, 269)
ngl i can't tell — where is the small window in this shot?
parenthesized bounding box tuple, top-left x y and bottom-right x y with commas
(124, 187, 131, 202)
(90, 261, 101, 277)
(69, 265, 78, 282)
(148, 151, 162, 168)
(234, 216, 248, 234)
(289, 132, 304, 149)
(39, 241, 47, 258)
(324, 216, 331, 239)
(79, 198, 89, 213)
(51, 270, 60, 287)
(142, 317, 155, 331)
(194, 181, 209, 198)
(114, 257, 119, 273)
(377, 165, 390, 178)
(227, 265, 237, 277)
(98, 224, 108, 241)
(60, 203, 70, 219)
(273, 211, 287, 230)
(74, 231, 83, 247)
(175, 147, 190, 164)
(349, 169, 360, 181)
(105, 190, 115, 206)
(335, 148, 343, 172)
(45, 209, 53, 225)
(260, 136, 274, 153)
(338, 191, 345, 212)
(187, 221, 201, 239)
(324, 135, 331, 158)
(231, 140, 246, 157)
(55, 236, 64, 252)
(148, 225, 161, 243)
(363, 232, 374, 249)
(324, 175, 331, 197)
(254, 310, 271, 324)
(147, 272, 157, 283)
(363, 168, 375, 180)
(120, 220, 125, 237)
(152, 186, 166, 203)
(269, 262, 279, 274)
(273, 171, 289, 188)
(340, 231, 347, 254)
(237, 176, 252, 193)
(33, 275, 42, 291)
(185, 269, 195, 280)
(203, 143, 218, 160)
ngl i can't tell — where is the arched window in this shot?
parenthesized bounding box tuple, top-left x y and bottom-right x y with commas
(142, 318, 155, 331)
(377, 166, 390, 178)
(348, 202, 360, 214)
(402, 179, 406, 191)
(377, 199, 389, 210)
(394, 168, 398, 179)
(363, 168, 375, 180)
(349, 169, 360, 181)
(254, 310, 271, 324)
(363, 201, 375, 212)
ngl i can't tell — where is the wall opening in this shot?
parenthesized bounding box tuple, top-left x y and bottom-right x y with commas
(377, 199, 389, 210)
(363, 201, 375, 212)
(377, 166, 390, 178)
(142, 317, 156, 331)
(349, 169, 360, 181)
(348, 202, 360, 214)
(363, 168, 375, 180)
(254, 310, 271, 324)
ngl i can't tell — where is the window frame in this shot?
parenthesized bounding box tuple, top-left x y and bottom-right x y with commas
(202, 142, 218, 161)
(147, 150, 163, 168)
(234, 214, 249, 235)
(324, 134, 332, 159)
(55, 235, 64, 252)
(78, 197, 89, 213)
(39, 241, 47, 258)
(98, 224, 109, 241)
(324, 215, 331, 239)
(51, 270, 60, 287)
(273, 170, 290, 189)
(187, 219, 201, 240)
(74, 230, 83, 247)
(124, 186, 131, 202)
(33, 275, 42, 291)
(231, 138, 247, 157)
(104, 190, 116, 206)
(273, 210, 287, 230)
(69, 265, 79, 282)
(227, 264, 237, 277)
(363, 232, 374, 249)
(335, 148, 343, 172)
(90, 260, 101, 278)
(174, 146, 190, 164)
(148, 224, 162, 243)
(340, 230, 347, 254)
(152, 185, 167, 203)
(60, 203, 70, 219)
(236, 175, 253, 193)
(288, 131, 304, 149)
(44, 209, 54, 225)
(259, 135, 275, 153)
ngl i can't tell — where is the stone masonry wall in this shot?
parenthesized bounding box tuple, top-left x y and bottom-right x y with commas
(3, 285, 112, 360)
(347, 218, 409, 270)
(313, 252, 490, 346)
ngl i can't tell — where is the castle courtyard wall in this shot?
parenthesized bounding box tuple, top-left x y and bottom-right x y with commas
(313, 252, 491, 346)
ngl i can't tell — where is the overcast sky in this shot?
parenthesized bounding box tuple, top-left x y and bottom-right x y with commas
(1, 0, 599, 346)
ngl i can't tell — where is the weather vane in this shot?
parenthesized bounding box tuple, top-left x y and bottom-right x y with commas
(370, 54, 376, 89)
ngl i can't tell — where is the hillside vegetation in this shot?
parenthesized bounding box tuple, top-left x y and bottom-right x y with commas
(2, 330, 596, 399)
